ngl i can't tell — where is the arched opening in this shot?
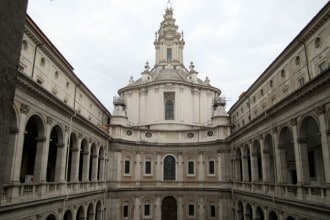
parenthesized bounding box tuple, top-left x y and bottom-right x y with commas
(245, 203, 253, 220)
(279, 127, 296, 184)
(98, 147, 104, 181)
(63, 210, 72, 220)
(76, 206, 84, 220)
(87, 203, 94, 220)
(269, 211, 278, 220)
(46, 126, 63, 182)
(253, 140, 263, 181)
(265, 134, 275, 183)
(20, 115, 44, 183)
(287, 216, 295, 220)
(46, 214, 56, 220)
(67, 133, 77, 182)
(237, 201, 243, 220)
(256, 207, 264, 220)
(236, 148, 243, 182)
(161, 196, 177, 220)
(300, 116, 324, 185)
(243, 145, 252, 182)
(79, 139, 88, 181)
(89, 144, 97, 181)
(164, 155, 176, 180)
(95, 201, 102, 220)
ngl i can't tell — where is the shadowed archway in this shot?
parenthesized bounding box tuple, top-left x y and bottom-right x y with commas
(162, 196, 177, 220)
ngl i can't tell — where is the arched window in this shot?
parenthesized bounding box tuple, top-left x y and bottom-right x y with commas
(164, 155, 176, 180)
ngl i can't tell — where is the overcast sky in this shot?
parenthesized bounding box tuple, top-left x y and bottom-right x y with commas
(27, 0, 328, 112)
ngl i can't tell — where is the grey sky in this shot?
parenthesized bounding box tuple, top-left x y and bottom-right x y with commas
(27, 0, 328, 112)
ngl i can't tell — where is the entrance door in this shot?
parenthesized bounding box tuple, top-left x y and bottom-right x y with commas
(161, 196, 177, 220)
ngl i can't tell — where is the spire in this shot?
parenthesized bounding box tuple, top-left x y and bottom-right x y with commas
(154, 3, 185, 66)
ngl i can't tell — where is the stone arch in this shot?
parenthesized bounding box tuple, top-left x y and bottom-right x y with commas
(46, 125, 63, 182)
(161, 196, 177, 220)
(76, 206, 84, 220)
(63, 209, 73, 220)
(95, 201, 102, 220)
(237, 201, 243, 220)
(163, 155, 176, 180)
(279, 126, 296, 184)
(299, 115, 324, 184)
(243, 144, 252, 182)
(253, 139, 263, 181)
(245, 203, 253, 220)
(87, 203, 94, 220)
(20, 114, 45, 183)
(89, 143, 97, 181)
(67, 132, 77, 182)
(78, 138, 88, 181)
(269, 210, 278, 220)
(264, 134, 276, 183)
(255, 206, 264, 220)
(45, 214, 56, 220)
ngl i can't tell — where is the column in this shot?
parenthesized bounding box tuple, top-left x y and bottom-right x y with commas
(135, 153, 141, 186)
(98, 155, 105, 181)
(198, 196, 205, 219)
(242, 154, 249, 182)
(156, 154, 162, 183)
(198, 152, 204, 182)
(11, 107, 28, 183)
(317, 106, 330, 183)
(55, 143, 65, 182)
(71, 138, 81, 182)
(155, 196, 161, 220)
(178, 153, 183, 183)
(133, 197, 141, 220)
(33, 136, 47, 183)
(291, 118, 308, 185)
(260, 138, 270, 182)
(82, 149, 90, 182)
(177, 196, 183, 220)
(91, 153, 98, 181)
(250, 152, 258, 182)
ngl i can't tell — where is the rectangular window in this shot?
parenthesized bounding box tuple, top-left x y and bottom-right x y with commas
(124, 160, 130, 174)
(123, 205, 129, 217)
(145, 161, 151, 174)
(308, 151, 315, 178)
(144, 204, 150, 216)
(298, 77, 304, 87)
(188, 205, 194, 216)
(188, 161, 194, 175)
(167, 48, 172, 61)
(209, 160, 215, 174)
(210, 205, 216, 217)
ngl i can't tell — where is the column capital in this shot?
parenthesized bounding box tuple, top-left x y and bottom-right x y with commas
(258, 134, 264, 140)
(78, 132, 83, 138)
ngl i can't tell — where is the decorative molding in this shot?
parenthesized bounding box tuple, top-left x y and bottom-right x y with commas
(272, 127, 278, 134)
(290, 118, 297, 126)
(20, 103, 29, 114)
(316, 105, 325, 116)
(46, 116, 53, 124)
(78, 132, 83, 138)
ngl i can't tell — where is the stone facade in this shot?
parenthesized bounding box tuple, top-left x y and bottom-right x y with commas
(0, 2, 330, 220)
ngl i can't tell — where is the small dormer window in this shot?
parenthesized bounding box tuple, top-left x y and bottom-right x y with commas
(167, 48, 172, 61)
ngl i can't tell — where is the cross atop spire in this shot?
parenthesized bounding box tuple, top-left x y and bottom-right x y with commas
(165, 0, 173, 10)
